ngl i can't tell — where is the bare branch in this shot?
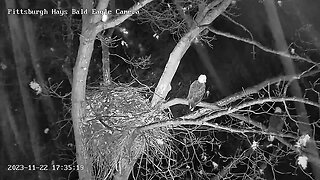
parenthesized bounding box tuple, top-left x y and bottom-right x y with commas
(162, 70, 320, 110)
(216, 70, 320, 106)
(207, 27, 318, 65)
(138, 119, 293, 139)
(200, 97, 320, 122)
(95, 0, 154, 32)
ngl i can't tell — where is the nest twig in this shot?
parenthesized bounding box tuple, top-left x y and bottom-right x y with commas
(80, 84, 170, 179)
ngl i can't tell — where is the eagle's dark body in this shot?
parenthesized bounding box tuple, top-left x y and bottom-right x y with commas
(268, 115, 284, 133)
(187, 79, 206, 111)
(267, 107, 284, 142)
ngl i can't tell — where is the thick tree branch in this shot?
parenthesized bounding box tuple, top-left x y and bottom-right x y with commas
(91, 0, 111, 23)
(95, 0, 154, 33)
(151, 0, 233, 107)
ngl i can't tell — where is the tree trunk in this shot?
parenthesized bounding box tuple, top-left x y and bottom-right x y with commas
(0, 76, 26, 156)
(72, 31, 96, 180)
(263, 1, 320, 178)
(73, 1, 155, 178)
(5, 0, 47, 179)
(19, 0, 58, 145)
(101, 28, 115, 86)
(151, 27, 202, 106)
(0, 81, 23, 164)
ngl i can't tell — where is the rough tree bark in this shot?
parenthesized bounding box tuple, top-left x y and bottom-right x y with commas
(264, 1, 320, 178)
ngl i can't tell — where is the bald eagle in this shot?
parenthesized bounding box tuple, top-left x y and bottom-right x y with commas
(268, 107, 285, 142)
(187, 75, 207, 111)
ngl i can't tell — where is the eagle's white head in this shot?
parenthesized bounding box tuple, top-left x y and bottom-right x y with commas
(198, 74, 207, 84)
(275, 107, 282, 113)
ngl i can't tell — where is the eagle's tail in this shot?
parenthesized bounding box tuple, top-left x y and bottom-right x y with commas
(189, 102, 195, 111)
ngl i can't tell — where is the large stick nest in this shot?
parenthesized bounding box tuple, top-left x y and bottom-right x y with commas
(81, 84, 170, 179)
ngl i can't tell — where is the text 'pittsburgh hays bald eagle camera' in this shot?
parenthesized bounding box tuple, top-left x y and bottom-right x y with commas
(187, 74, 207, 111)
